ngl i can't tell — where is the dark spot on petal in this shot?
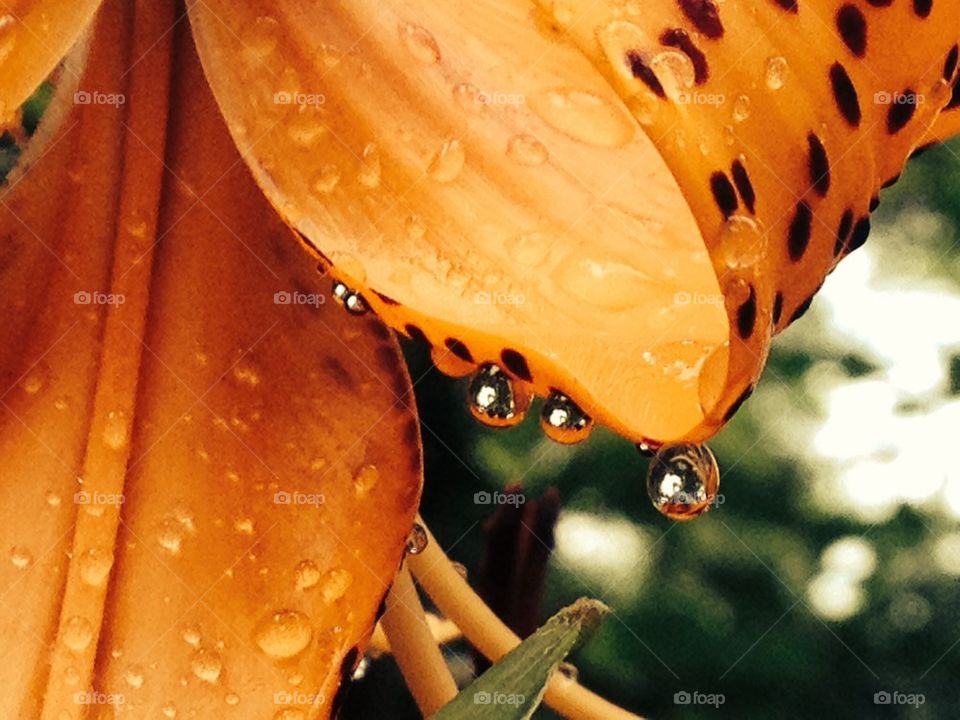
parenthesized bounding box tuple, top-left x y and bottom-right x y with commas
(660, 28, 709, 83)
(834, 209, 854, 256)
(501, 349, 533, 382)
(771, 0, 799, 13)
(790, 294, 814, 324)
(912, 0, 932, 18)
(737, 285, 757, 339)
(807, 133, 830, 196)
(836, 5, 867, 57)
(445, 337, 473, 363)
(404, 323, 431, 347)
(730, 159, 756, 213)
(710, 171, 738, 219)
(829, 63, 861, 127)
(787, 200, 813, 261)
(723, 386, 754, 422)
(678, 0, 725, 38)
(945, 45, 959, 81)
(773, 291, 784, 325)
(887, 88, 917, 134)
(848, 216, 871, 252)
(324, 356, 354, 390)
(626, 51, 665, 97)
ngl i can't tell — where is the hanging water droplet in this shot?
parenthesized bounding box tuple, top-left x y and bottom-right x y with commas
(190, 648, 223, 683)
(646, 444, 720, 521)
(398, 22, 441, 64)
(765, 56, 788, 91)
(540, 392, 593, 444)
(507, 134, 549, 166)
(10, 546, 32, 569)
(427, 139, 465, 182)
(255, 610, 313, 659)
(320, 568, 354, 603)
(294, 559, 321, 591)
(406, 524, 428, 554)
(467, 364, 531, 428)
(62, 616, 94, 652)
(78, 547, 114, 586)
(636, 440, 661, 457)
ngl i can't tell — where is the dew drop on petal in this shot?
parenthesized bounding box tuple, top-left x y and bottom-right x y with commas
(353, 465, 380, 498)
(9, 546, 32, 569)
(427, 139, 465, 183)
(398, 22, 441, 64)
(406, 524, 429, 554)
(320, 568, 354, 603)
(78, 547, 114, 586)
(62, 616, 94, 652)
(125, 665, 145, 689)
(255, 611, 313, 659)
(765, 56, 788, 91)
(191, 648, 223, 683)
(294, 560, 320, 591)
(507, 134, 549, 166)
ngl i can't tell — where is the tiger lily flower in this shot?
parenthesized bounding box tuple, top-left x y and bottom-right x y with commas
(0, 0, 958, 718)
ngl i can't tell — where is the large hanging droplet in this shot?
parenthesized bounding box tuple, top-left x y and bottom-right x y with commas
(467, 364, 531, 428)
(406, 523, 428, 554)
(540, 391, 593, 444)
(646, 444, 720, 521)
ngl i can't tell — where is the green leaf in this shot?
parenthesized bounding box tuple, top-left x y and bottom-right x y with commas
(432, 598, 610, 720)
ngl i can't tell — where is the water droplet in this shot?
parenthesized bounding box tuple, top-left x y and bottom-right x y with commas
(427, 139, 465, 183)
(468, 364, 531, 428)
(288, 672, 304, 686)
(357, 143, 381, 188)
(233, 518, 255, 535)
(552, 254, 652, 312)
(125, 665, 145, 688)
(191, 648, 223, 683)
(649, 50, 696, 100)
(255, 610, 313, 659)
(294, 560, 320, 591)
(161, 701, 177, 718)
(406, 524, 429, 554)
(732, 95, 751, 123)
(507, 134, 549, 166)
(399, 22, 441, 64)
(452, 82, 482, 112)
(716, 215, 764, 269)
(225, 692, 240, 706)
(540, 392, 593, 444)
(246, 16, 280, 57)
(319, 568, 354, 603)
(102, 409, 129, 451)
(62, 616, 93, 652)
(20, 365, 48, 395)
(646, 444, 720, 520)
(232, 363, 261, 388)
(157, 520, 184, 556)
(765, 56, 788, 91)
(46, 492, 62, 507)
(353, 465, 380, 498)
(10, 546, 32, 569)
(452, 561, 468, 579)
(274, 709, 305, 720)
(79, 547, 114, 586)
(287, 114, 326, 147)
(181, 626, 202, 648)
(312, 164, 341, 195)
(533, 89, 634, 148)
(0, 15, 17, 68)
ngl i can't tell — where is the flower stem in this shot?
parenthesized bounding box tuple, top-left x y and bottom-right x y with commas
(408, 516, 643, 720)
(381, 562, 458, 716)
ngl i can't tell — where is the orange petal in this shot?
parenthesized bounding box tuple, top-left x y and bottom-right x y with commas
(0, 1, 421, 718)
(921, 50, 960, 146)
(0, 0, 103, 121)
(188, 1, 960, 444)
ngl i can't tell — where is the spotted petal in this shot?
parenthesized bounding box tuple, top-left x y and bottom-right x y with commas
(0, 1, 421, 717)
(188, 0, 960, 445)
